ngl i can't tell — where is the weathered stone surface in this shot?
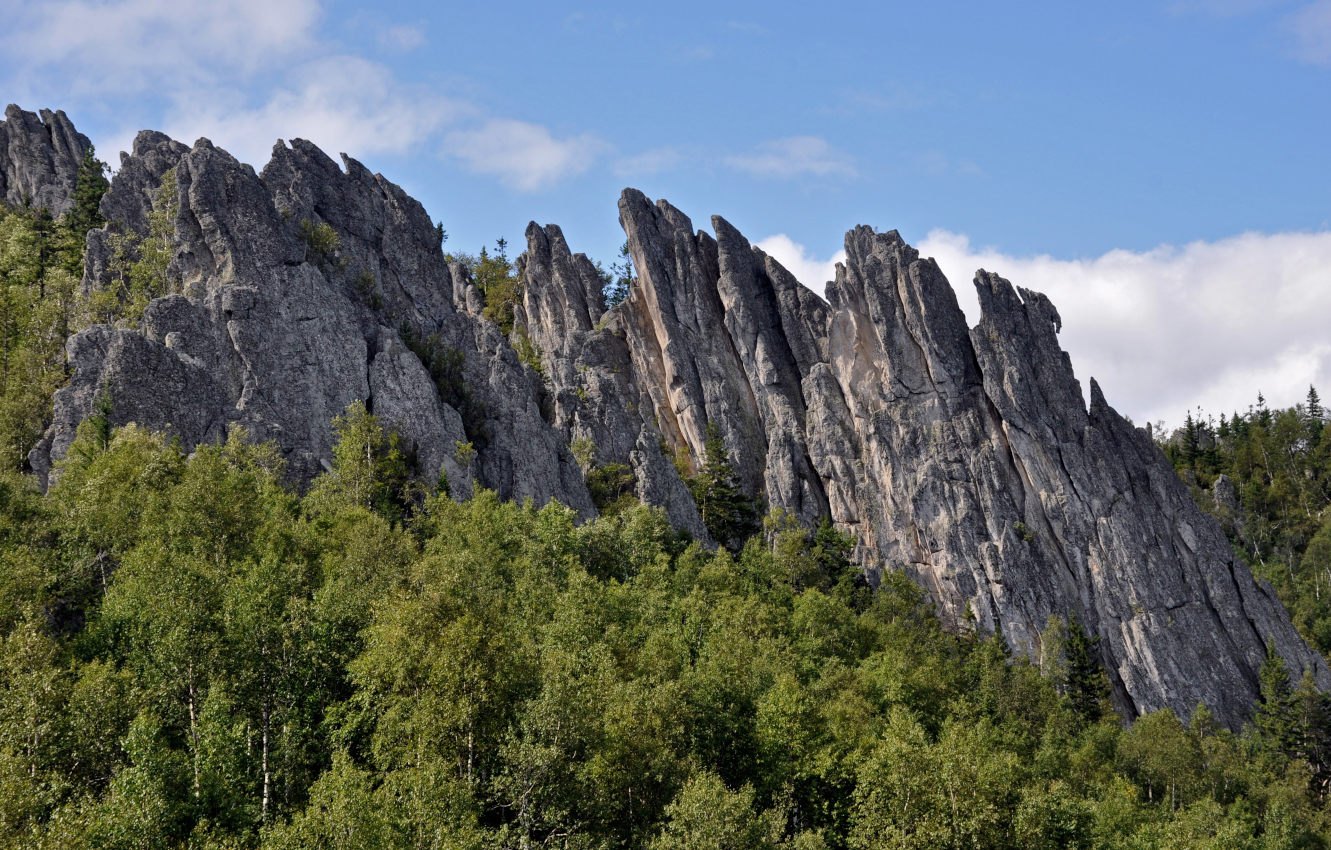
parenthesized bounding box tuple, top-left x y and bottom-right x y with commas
(514, 189, 1327, 729)
(32, 128, 594, 517)
(23, 106, 1327, 729)
(0, 105, 90, 216)
(518, 221, 707, 539)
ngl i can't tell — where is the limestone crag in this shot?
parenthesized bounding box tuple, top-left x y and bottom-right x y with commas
(23, 109, 1328, 729)
(0, 104, 91, 216)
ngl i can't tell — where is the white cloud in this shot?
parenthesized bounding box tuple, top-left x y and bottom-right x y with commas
(1286, 0, 1331, 65)
(1, 0, 611, 189)
(444, 119, 607, 191)
(378, 24, 426, 51)
(0, 0, 460, 169)
(754, 235, 845, 293)
(917, 228, 1331, 426)
(613, 147, 683, 177)
(163, 56, 464, 167)
(674, 45, 715, 62)
(2, 0, 320, 92)
(726, 137, 856, 179)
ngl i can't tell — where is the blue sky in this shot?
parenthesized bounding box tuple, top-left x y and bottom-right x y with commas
(3, 0, 1330, 426)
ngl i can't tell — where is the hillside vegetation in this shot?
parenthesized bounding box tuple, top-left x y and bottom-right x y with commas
(1161, 391, 1331, 658)
(2, 156, 1331, 844)
(0, 410, 1327, 848)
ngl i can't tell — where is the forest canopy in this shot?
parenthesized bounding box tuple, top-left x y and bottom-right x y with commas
(0, 409, 1327, 848)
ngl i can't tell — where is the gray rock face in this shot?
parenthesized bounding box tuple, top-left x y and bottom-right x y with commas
(513, 189, 1328, 728)
(25, 107, 1326, 729)
(518, 221, 706, 539)
(32, 129, 593, 517)
(0, 105, 91, 215)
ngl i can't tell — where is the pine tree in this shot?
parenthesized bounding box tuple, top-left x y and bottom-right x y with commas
(66, 146, 110, 245)
(1307, 385, 1324, 443)
(1064, 614, 1110, 723)
(1255, 641, 1298, 755)
(688, 421, 758, 552)
(604, 241, 634, 307)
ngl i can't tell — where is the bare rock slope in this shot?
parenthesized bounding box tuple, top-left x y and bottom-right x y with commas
(26, 118, 1327, 728)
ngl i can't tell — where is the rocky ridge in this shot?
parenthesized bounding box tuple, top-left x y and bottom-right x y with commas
(0, 104, 90, 216)
(19, 111, 1329, 728)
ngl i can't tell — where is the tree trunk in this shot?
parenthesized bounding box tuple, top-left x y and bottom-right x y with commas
(261, 700, 271, 823)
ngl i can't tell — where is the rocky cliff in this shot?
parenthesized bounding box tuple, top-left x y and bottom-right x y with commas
(30, 130, 592, 517)
(0, 104, 90, 216)
(20, 111, 1329, 728)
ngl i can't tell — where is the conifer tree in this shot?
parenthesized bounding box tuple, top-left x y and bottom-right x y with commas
(1064, 614, 1110, 723)
(689, 421, 759, 552)
(1255, 641, 1298, 754)
(66, 146, 109, 245)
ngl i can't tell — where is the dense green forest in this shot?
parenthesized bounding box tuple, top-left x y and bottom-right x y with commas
(1160, 391, 1331, 658)
(0, 411, 1327, 849)
(3, 167, 1331, 846)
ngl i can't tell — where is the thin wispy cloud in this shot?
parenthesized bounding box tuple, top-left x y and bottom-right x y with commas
(1285, 0, 1331, 64)
(1172, 0, 1331, 66)
(1169, 0, 1288, 16)
(724, 20, 769, 35)
(726, 137, 856, 179)
(836, 84, 943, 114)
(378, 24, 427, 52)
(913, 150, 984, 177)
(444, 120, 608, 191)
(612, 147, 683, 178)
(674, 44, 715, 62)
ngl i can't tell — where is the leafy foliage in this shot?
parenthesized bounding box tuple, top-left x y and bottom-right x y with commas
(299, 219, 341, 271)
(597, 240, 635, 308)
(93, 167, 181, 326)
(399, 325, 489, 447)
(0, 410, 1328, 847)
(450, 238, 524, 335)
(0, 202, 1328, 846)
(67, 146, 110, 252)
(0, 183, 105, 470)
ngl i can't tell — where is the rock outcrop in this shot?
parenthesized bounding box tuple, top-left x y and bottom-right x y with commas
(25, 111, 1329, 729)
(31, 131, 593, 517)
(0, 105, 90, 216)
(517, 190, 1330, 726)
